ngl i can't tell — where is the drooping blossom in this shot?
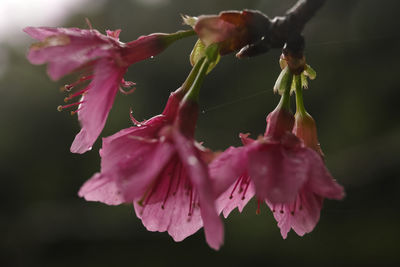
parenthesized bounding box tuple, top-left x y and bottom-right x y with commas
(210, 97, 344, 238)
(188, 10, 270, 56)
(78, 59, 223, 249)
(24, 26, 193, 154)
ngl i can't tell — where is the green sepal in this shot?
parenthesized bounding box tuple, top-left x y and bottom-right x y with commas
(304, 64, 316, 80)
(181, 14, 198, 27)
(301, 73, 308, 89)
(190, 39, 220, 74)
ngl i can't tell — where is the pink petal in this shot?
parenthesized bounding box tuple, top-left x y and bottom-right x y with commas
(165, 172, 204, 241)
(70, 59, 126, 154)
(172, 130, 223, 250)
(266, 188, 323, 239)
(25, 27, 114, 80)
(133, 160, 181, 234)
(78, 173, 124, 205)
(99, 117, 168, 171)
(209, 146, 248, 196)
(303, 149, 345, 200)
(247, 142, 308, 204)
(291, 192, 323, 237)
(194, 16, 237, 46)
(133, 159, 204, 241)
(216, 176, 255, 218)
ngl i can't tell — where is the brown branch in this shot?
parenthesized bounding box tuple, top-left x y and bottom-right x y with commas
(237, 0, 327, 58)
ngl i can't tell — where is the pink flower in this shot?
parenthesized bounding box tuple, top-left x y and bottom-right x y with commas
(78, 90, 223, 250)
(24, 26, 192, 154)
(210, 104, 344, 238)
(193, 10, 270, 55)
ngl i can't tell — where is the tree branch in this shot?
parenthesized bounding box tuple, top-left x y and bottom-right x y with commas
(237, 0, 327, 58)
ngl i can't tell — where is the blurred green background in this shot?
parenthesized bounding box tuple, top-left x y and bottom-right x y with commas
(1, 0, 399, 266)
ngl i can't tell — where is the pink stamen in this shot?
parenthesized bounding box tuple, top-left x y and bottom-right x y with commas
(119, 86, 136, 95)
(64, 75, 93, 91)
(229, 176, 243, 199)
(161, 163, 178, 209)
(241, 179, 251, 200)
(129, 108, 142, 126)
(188, 187, 193, 216)
(64, 87, 90, 102)
(279, 204, 284, 214)
(256, 199, 261, 215)
(70, 107, 83, 116)
(173, 164, 182, 196)
(57, 101, 84, 111)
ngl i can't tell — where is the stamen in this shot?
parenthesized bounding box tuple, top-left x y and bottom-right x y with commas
(289, 196, 298, 215)
(172, 164, 182, 196)
(161, 163, 178, 209)
(129, 108, 142, 126)
(57, 101, 84, 112)
(229, 176, 243, 199)
(188, 187, 193, 216)
(256, 199, 261, 215)
(241, 178, 251, 200)
(119, 86, 136, 95)
(64, 87, 89, 102)
(70, 107, 83, 116)
(63, 75, 93, 92)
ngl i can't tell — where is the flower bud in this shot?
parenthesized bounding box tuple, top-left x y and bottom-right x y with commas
(293, 112, 324, 157)
(194, 10, 270, 55)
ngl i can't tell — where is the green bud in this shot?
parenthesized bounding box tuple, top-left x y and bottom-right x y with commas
(274, 66, 293, 95)
(190, 39, 220, 74)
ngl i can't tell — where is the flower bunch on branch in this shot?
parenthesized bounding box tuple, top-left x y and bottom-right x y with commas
(25, 0, 343, 250)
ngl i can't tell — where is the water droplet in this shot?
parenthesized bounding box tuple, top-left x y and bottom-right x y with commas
(188, 156, 198, 166)
(201, 110, 205, 114)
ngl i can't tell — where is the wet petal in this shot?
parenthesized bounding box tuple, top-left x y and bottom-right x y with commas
(173, 129, 223, 250)
(248, 142, 308, 204)
(209, 146, 248, 196)
(303, 149, 345, 200)
(78, 173, 125, 205)
(70, 59, 125, 154)
(216, 176, 255, 218)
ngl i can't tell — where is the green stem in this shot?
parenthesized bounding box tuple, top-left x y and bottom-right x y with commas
(183, 44, 219, 102)
(183, 58, 210, 102)
(180, 57, 206, 94)
(164, 29, 196, 45)
(294, 75, 307, 115)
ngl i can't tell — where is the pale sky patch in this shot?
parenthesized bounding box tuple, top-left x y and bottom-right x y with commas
(0, 0, 105, 44)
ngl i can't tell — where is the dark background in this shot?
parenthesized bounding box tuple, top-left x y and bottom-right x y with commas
(1, 0, 399, 266)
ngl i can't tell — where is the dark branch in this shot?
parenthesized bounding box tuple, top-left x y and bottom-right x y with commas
(237, 0, 327, 58)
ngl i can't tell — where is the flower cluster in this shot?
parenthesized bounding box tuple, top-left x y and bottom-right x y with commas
(25, 11, 344, 250)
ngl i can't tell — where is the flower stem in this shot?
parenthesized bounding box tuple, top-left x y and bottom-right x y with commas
(183, 58, 210, 102)
(294, 74, 307, 116)
(183, 44, 219, 102)
(165, 29, 196, 45)
(180, 57, 206, 94)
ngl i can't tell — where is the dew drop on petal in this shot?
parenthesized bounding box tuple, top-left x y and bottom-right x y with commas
(188, 156, 198, 166)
